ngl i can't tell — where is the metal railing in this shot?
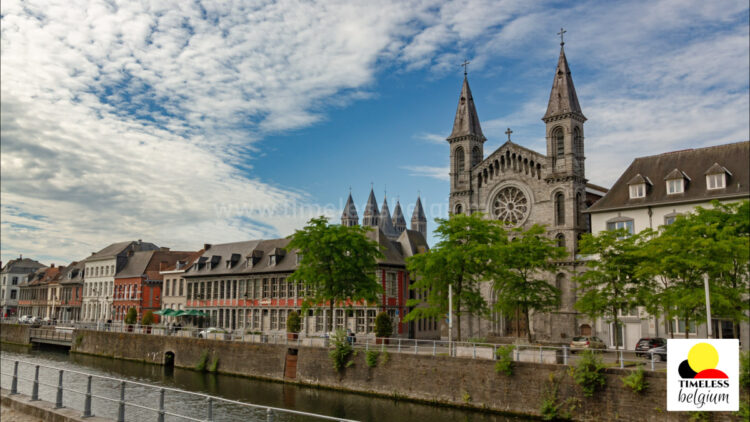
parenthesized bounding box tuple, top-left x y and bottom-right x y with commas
(29, 328, 74, 343)
(0, 357, 357, 422)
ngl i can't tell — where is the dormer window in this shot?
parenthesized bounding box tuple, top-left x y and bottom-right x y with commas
(296, 254, 303, 265)
(269, 255, 277, 266)
(627, 173, 651, 199)
(705, 163, 730, 190)
(666, 179, 683, 194)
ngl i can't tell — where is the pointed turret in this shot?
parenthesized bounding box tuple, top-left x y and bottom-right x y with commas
(392, 200, 407, 235)
(379, 196, 397, 239)
(341, 193, 358, 227)
(542, 45, 585, 122)
(448, 77, 486, 140)
(362, 188, 379, 227)
(410, 196, 427, 238)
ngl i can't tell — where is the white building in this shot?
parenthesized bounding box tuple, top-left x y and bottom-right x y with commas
(82, 240, 159, 322)
(586, 141, 749, 350)
(1, 257, 46, 317)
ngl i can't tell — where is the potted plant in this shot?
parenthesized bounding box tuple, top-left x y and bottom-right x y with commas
(375, 311, 392, 345)
(286, 310, 301, 340)
(141, 310, 154, 334)
(124, 308, 137, 332)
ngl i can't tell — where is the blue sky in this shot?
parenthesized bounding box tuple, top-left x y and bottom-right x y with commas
(1, 0, 748, 265)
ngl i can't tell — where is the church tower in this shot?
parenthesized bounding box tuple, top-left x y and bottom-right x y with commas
(542, 36, 588, 251)
(379, 195, 397, 239)
(341, 193, 358, 227)
(392, 200, 407, 235)
(411, 196, 427, 238)
(447, 73, 486, 215)
(362, 188, 380, 227)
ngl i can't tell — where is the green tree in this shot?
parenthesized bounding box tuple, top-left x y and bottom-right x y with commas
(287, 216, 383, 333)
(493, 224, 567, 343)
(286, 310, 301, 334)
(124, 308, 137, 325)
(374, 311, 392, 338)
(405, 213, 506, 341)
(575, 229, 643, 350)
(141, 310, 154, 326)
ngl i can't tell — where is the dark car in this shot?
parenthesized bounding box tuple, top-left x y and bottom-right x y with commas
(649, 344, 667, 362)
(635, 337, 666, 358)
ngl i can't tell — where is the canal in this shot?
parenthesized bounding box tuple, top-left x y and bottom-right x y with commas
(1, 345, 530, 422)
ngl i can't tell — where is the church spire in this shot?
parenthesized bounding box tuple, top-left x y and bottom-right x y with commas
(448, 76, 485, 140)
(362, 188, 379, 227)
(543, 44, 585, 122)
(410, 196, 427, 238)
(392, 200, 407, 234)
(341, 193, 358, 227)
(379, 195, 397, 238)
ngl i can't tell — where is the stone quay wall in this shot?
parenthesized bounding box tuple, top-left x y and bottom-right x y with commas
(0, 323, 31, 346)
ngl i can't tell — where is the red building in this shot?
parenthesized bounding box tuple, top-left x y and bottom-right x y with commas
(113, 250, 194, 322)
(59, 261, 85, 322)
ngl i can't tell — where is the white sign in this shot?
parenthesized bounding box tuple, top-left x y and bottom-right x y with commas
(667, 339, 739, 411)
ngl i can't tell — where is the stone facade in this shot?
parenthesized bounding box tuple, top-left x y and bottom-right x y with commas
(447, 44, 605, 342)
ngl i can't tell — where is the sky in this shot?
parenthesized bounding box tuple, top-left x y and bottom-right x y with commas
(1, 0, 748, 265)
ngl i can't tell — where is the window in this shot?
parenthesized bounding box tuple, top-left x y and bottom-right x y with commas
(706, 173, 725, 190)
(573, 127, 583, 156)
(667, 179, 684, 194)
(472, 146, 482, 166)
(386, 272, 397, 297)
(672, 319, 696, 334)
(366, 310, 376, 333)
(335, 309, 344, 329)
(553, 127, 564, 158)
(262, 278, 269, 298)
(455, 147, 465, 181)
(271, 278, 278, 298)
(269, 255, 276, 266)
(296, 254, 303, 265)
(629, 184, 645, 199)
(664, 213, 679, 225)
(356, 310, 365, 333)
(279, 310, 286, 329)
(179, 280, 184, 296)
(454, 204, 462, 215)
(315, 313, 324, 332)
(606, 219, 634, 234)
(12, 277, 18, 286)
(10, 290, 17, 299)
(555, 193, 565, 225)
(556, 234, 565, 249)
(270, 310, 278, 330)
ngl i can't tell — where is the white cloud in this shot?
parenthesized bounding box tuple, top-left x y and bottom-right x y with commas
(414, 132, 447, 144)
(401, 165, 450, 181)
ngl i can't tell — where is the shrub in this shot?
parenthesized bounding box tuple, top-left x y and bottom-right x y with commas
(328, 329, 353, 372)
(494, 345, 515, 376)
(467, 337, 487, 344)
(124, 308, 138, 325)
(570, 350, 606, 397)
(208, 356, 219, 372)
(540, 373, 560, 420)
(374, 312, 392, 338)
(195, 350, 209, 371)
(740, 351, 749, 389)
(379, 350, 390, 366)
(365, 351, 379, 368)
(621, 365, 648, 394)
(141, 310, 154, 326)
(286, 311, 301, 333)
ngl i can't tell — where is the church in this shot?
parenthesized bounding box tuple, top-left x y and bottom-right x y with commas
(447, 39, 607, 342)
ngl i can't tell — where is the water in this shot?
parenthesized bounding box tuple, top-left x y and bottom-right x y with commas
(0, 344, 528, 422)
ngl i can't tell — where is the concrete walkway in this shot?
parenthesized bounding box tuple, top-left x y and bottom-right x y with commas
(1, 389, 110, 422)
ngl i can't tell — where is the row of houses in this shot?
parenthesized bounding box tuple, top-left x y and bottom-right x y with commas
(1, 191, 435, 339)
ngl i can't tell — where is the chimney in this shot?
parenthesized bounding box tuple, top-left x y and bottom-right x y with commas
(204, 243, 212, 250)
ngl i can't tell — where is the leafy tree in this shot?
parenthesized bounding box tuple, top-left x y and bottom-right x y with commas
(493, 224, 567, 343)
(141, 310, 154, 326)
(405, 213, 506, 341)
(286, 310, 301, 333)
(124, 308, 138, 325)
(287, 216, 383, 333)
(374, 311, 392, 338)
(575, 229, 643, 350)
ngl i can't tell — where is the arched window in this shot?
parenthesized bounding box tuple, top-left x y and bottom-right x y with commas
(472, 146, 482, 166)
(556, 273, 566, 309)
(555, 192, 565, 225)
(573, 127, 583, 156)
(556, 233, 565, 249)
(454, 204, 463, 215)
(454, 147, 465, 185)
(552, 127, 564, 158)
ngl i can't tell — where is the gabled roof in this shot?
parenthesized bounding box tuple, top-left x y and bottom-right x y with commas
(664, 168, 690, 181)
(448, 77, 485, 140)
(588, 141, 749, 213)
(88, 240, 159, 261)
(705, 162, 730, 176)
(1, 257, 46, 275)
(543, 45, 584, 122)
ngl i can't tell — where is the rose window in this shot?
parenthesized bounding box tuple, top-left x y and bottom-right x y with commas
(492, 186, 529, 226)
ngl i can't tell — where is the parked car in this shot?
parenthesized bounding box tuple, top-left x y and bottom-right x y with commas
(197, 327, 226, 339)
(18, 315, 33, 323)
(569, 336, 607, 352)
(649, 344, 667, 362)
(635, 337, 666, 358)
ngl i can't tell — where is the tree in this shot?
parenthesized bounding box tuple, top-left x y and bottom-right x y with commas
(374, 311, 392, 338)
(286, 311, 301, 334)
(287, 216, 383, 333)
(124, 308, 137, 325)
(405, 213, 506, 341)
(575, 229, 643, 350)
(141, 310, 154, 326)
(493, 224, 567, 343)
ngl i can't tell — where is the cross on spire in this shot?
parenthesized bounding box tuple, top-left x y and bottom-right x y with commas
(557, 27, 566, 46)
(461, 59, 470, 76)
(505, 127, 513, 142)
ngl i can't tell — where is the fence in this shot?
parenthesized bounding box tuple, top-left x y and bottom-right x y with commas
(0, 357, 357, 422)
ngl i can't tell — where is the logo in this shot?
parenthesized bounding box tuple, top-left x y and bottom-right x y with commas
(667, 339, 738, 411)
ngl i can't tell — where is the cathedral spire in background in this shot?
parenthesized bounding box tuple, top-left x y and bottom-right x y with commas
(362, 188, 380, 227)
(341, 193, 358, 227)
(542, 43, 585, 122)
(448, 76, 485, 140)
(410, 196, 427, 238)
(379, 195, 396, 238)
(392, 200, 407, 234)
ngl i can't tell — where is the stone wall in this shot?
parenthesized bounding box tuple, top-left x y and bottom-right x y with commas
(0, 323, 30, 345)
(68, 329, 743, 421)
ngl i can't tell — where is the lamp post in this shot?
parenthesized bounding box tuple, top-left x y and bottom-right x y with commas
(704, 274, 713, 339)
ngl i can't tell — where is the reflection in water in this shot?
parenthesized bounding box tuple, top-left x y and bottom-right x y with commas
(1, 344, 529, 422)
